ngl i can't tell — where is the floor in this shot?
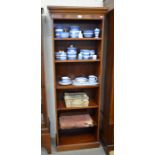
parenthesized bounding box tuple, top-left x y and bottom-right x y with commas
(41, 139, 114, 155)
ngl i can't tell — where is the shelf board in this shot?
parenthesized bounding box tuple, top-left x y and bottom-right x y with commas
(54, 38, 102, 41)
(58, 132, 98, 146)
(56, 84, 99, 90)
(57, 100, 98, 111)
(55, 59, 100, 63)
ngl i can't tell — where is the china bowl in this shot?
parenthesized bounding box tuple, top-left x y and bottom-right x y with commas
(83, 33, 94, 38)
(67, 54, 77, 60)
(61, 32, 69, 38)
(83, 30, 94, 33)
(70, 31, 80, 38)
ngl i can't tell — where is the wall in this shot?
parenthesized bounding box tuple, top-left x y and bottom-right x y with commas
(42, 0, 104, 13)
(41, 0, 104, 137)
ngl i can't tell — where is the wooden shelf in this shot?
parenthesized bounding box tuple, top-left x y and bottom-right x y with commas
(55, 59, 100, 63)
(54, 38, 102, 41)
(56, 84, 99, 90)
(58, 132, 98, 146)
(57, 100, 98, 111)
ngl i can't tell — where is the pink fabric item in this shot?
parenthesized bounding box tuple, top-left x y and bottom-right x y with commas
(59, 114, 93, 129)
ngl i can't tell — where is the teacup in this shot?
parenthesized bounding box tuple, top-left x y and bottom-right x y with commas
(88, 75, 97, 83)
(61, 76, 71, 83)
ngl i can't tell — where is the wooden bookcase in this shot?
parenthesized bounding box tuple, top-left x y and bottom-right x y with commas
(48, 6, 108, 151)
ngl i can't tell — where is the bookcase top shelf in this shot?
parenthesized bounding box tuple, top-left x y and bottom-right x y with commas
(54, 38, 102, 41)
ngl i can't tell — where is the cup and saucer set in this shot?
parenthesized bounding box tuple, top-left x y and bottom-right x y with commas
(59, 75, 98, 86)
(58, 77, 72, 85)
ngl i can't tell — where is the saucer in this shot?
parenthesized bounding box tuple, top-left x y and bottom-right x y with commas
(74, 77, 88, 83)
(72, 80, 98, 86)
(59, 80, 72, 85)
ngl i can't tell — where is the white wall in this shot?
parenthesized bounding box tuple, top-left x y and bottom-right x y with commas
(42, 0, 104, 137)
(42, 0, 104, 13)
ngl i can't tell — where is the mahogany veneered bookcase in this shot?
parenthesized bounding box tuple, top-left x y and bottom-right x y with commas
(47, 6, 108, 151)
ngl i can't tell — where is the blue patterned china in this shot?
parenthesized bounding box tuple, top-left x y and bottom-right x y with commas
(83, 51, 90, 56)
(83, 30, 94, 38)
(61, 32, 70, 38)
(62, 76, 71, 82)
(55, 52, 60, 60)
(67, 45, 77, 54)
(55, 51, 67, 60)
(88, 75, 98, 84)
(78, 53, 83, 60)
(59, 76, 72, 85)
(70, 26, 80, 38)
(80, 49, 89, 54)
(59, 56, 67, 60)
(94, 28, 100, 38)
(75, 77, 88, 83)
(83, 30, 93, 33)
(67, 54, 76, 60)
(70, 31, 80, 38)
(67, 51, 77, 55)
(89, 50, 95, 55)
(83, 33, 94, 38)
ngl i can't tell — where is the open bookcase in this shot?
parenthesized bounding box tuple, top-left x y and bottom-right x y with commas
(48, 6, 108, 151)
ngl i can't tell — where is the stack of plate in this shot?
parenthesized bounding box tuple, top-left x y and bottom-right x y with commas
(55, 51, 67, 60)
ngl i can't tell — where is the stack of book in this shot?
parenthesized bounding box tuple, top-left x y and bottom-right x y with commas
(59, 113, 94, 129)
(64, 92, 89, 108)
